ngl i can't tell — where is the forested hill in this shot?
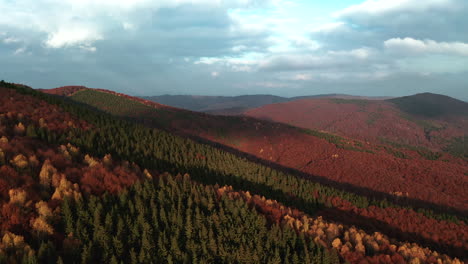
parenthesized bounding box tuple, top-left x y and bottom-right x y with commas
(388, 93, 468, 118)
(64, 88, 468, 213)
(0, 81, 466, 263)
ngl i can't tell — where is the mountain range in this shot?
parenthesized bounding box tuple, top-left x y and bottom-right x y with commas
(141, 94, 393, 115)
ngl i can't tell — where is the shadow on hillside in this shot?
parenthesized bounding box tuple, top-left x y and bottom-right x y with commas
(180, 163, 467, 260)
(179, 132, 468, 217)
(63, 93, 467, 219)
(51, 94, 467, 259)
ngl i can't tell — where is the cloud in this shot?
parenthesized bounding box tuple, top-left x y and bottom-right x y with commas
(328, 47, 376, 60)
(259, 47, 378, 71)
(45, 27, 102, 50)
(289, 73, 313, 81)
(0, 0, 276, 51)
(333, 0, 467, 42)
(384, 38, 468, 56)
(335, 0, 456, 18)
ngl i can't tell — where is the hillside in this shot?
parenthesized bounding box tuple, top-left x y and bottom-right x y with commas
(245, 96, 468, 156)
(2, 81, 467, 263)
(58, 88, 468, 210)
(0, 82, 338, 263)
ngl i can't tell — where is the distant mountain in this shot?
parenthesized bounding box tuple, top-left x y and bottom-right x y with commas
(142, 94, 392, 114)
(141, 94, 288, 112)
(388, 92, 468, 118)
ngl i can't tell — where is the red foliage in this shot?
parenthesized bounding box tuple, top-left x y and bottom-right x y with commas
(319, 196, 468, 257)
(0, 166, 19, 200)
(41, 86, 86, 96)
(245, 98, 467, 152)
(80, 164, 140, 195)
(0, 88, 91, 132)
(1, 203, 31, 234)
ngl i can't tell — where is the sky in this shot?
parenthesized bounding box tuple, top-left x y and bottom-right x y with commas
(1, 0, 467, 100)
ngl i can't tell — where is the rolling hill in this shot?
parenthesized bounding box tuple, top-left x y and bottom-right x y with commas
(142, 94, 392, 115)
(1, 81, 467, 263)
(245, 95, 468, 157)
(42, 86, 468, 213)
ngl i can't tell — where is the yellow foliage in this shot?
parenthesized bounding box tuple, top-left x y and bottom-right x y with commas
(39, 159, 57, 187)
(52, 177, 81, 201)
(51, 173, 63, 188)
(31, 217, 54, 235)
(11, 154, 28, 169)
(332, 238, 342, 249)
(66, 143, 79, 156)
(143, 169, 153, 179)
(13, 122, 25, 135)
(35, 201, 53, 219)
(0, 232, 35, 261)
(355, 243, 366, 253)
(0, 148, 5, 165)
(9, 188, 27, 205)
(2, 232, 25, 248)
(84, 154, 99, 167)
(0, 136, 8, 143)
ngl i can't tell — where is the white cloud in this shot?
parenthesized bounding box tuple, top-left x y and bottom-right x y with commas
(335, 0, 456, 18)
(45, 27, 102, 49)
(195, 53, 263, 72)
(0, 0, 275, 51)
(328, 47, 375, 60)
(384, 38, 468, 56)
